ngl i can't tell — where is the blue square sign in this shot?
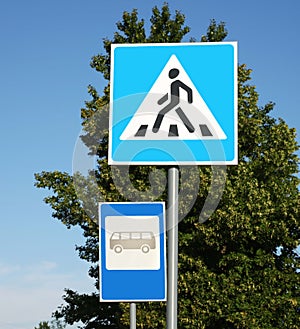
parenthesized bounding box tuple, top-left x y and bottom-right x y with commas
(99, 202, 166, 302)
(109, 42, 238, 165)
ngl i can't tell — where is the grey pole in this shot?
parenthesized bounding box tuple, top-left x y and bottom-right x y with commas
(166, 167, 179, 329)
(130, 303, 136, 329)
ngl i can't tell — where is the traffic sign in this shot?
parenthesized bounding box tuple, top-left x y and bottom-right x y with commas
(109, 42, 238, 165)
(99, 202, 166, 302)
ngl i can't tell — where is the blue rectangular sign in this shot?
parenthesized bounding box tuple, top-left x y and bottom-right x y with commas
(109, 42, 238, 165)
(99, 202, 166, 302)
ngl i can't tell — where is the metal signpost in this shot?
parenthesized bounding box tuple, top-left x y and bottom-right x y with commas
(166, 167, 179, 328)
(104, 42, 237, 328)
(130, 303, 136, 329)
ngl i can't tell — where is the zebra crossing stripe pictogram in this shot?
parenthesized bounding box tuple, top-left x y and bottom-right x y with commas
(134, 123, 213, 138)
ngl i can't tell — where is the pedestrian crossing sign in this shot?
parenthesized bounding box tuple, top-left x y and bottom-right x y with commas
(109, 42, 238, 165)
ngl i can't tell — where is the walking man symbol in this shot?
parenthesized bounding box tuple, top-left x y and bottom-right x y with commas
(152, 68, 195, 134)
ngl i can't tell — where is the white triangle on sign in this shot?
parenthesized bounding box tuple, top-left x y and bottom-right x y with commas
(120, 55, 227, 140)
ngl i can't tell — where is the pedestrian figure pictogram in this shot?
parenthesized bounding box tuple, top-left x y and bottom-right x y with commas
(152, 68, 194, 134)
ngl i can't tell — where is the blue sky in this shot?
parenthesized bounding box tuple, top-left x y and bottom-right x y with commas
(0, 1, 299, 328)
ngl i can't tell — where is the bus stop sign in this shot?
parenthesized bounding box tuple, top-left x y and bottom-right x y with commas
(99, 202, 166, 302)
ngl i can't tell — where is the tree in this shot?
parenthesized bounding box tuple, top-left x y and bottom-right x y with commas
(35, 319, 66, 329)
(35, 322, 50, 329)
(50, 319, 66, 329)
(35, 4, 300, 329)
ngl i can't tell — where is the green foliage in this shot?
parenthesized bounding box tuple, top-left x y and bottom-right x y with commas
(35, 322, 51, 329)
(50, 319, 67, 329)
(35, 4, 300, 329)
(34, 319, 66, 329)
(201, 19, 228, 42)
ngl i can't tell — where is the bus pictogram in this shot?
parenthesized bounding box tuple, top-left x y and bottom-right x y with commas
(110, 231, 156, 254)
